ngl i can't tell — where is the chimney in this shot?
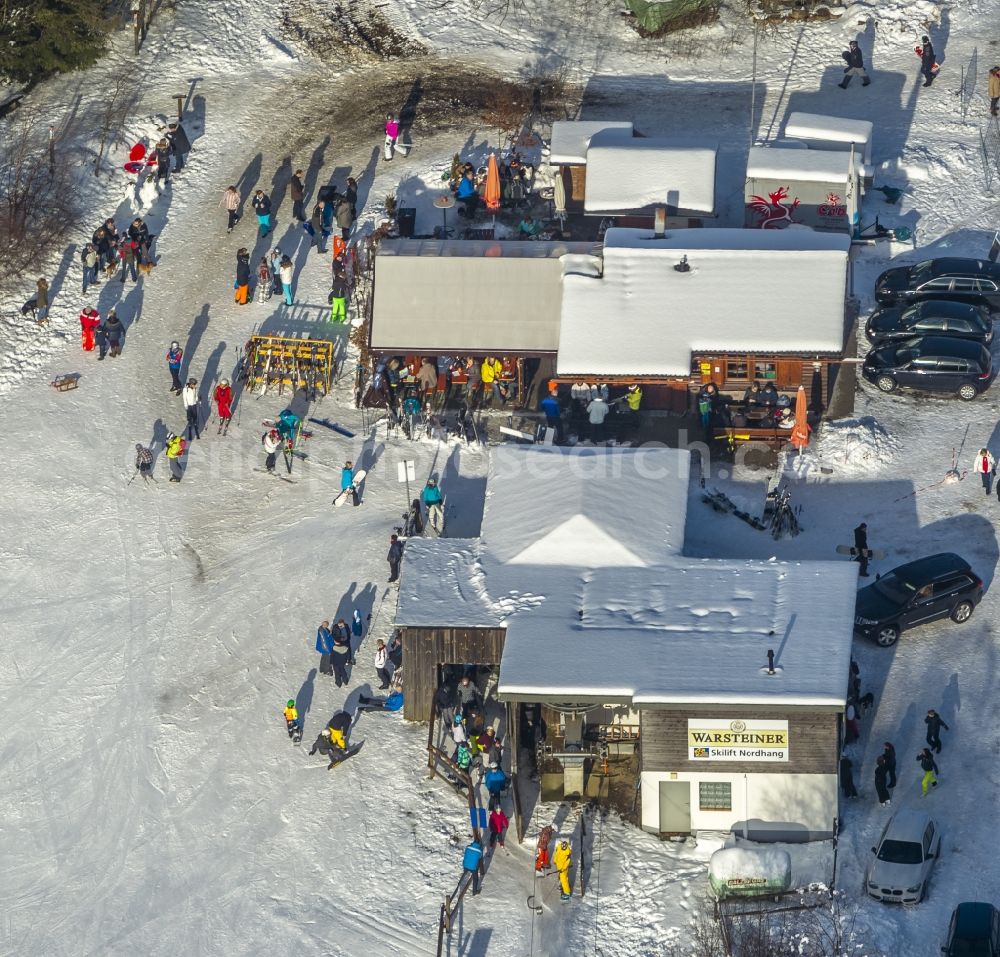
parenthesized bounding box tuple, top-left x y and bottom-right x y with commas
(653, 207, 666, 238)
(766, 649, 775, 675)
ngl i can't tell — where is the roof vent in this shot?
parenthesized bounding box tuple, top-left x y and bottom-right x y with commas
(674, 255, 690, 273)
(766, 649, 775, 675)
(654, 207, 666, 238)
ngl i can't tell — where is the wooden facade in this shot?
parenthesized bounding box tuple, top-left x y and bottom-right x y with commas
(639, 708, 841, 776)
(692, 353, 839, 407)
(398, 625, 507, 723)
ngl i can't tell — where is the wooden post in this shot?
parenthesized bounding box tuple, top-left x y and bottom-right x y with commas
(427, 709, 437, 779)
(174, 94, 184, 122)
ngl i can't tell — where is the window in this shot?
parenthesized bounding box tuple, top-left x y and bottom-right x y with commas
(933, 576, 969, 596)
(976, 279, 998, 293)
(726, 358, 748, 380)
(920, 278, 952, 291)
(936, 361, 965, 373)
(914, 317, 947, 332)
(922, 823, 935, 857)
(754, 361, 777, 381)
(699, 781, 732, 811)
(951, 278, 978, 293)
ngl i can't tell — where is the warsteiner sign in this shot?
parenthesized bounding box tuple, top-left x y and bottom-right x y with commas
(688, 719, 789, 762)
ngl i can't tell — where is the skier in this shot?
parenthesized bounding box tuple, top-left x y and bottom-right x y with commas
(262, 428, 282, 473)
(276, 407, 300, 441)
(484, 762, 508, 811)
(134, 443, 154, 481)
(283, 700, 302, 742)
(587, 392, 610, 444)
(874, 755, 891, 807)
(838, 39, 870, 88)
(925, 709, 949, 753)
(79, 307, 100, 352)
(290, 168, 306, 221)
(384, 113, 399, 161)
(255, 257, 271, 303)
(182, 378, 201, 441)
(553, 839, 573, 900)
(279, 255, 294, 307)
(166, 121, 191, 172)
(462, 839, 484, 895)
(387, 533, 403, 582)
(374, 639, 391, 689)
(328, 267, 348, 323)
(422, 478, 444, 534)
(167, 342, 183, 394)
(917, 35, 937, 87)
(973, 448, 995, 495)
(853, 522, 870, 576)
(488, 807, 509, 850)
(404, 498, 424, 536)
(882, 741, 897, 789)
(220, 185, 241, 233)
(165, 431, 187, 482)
(535, 825, 554, 872)
(990, 65, 1000, 117)
(839, 754, 858, 798)
(917, 747, 939, 795)
(330, 618, 352, 687)
(341, 460, 360, 507)
(252, 189, 272, 238)
(455, 739, 472, 773)
(104, 309, 124, 358)
(234, 248, 251, 305)
(214, 378, 233, 434)
(315, 620, 334, 676)
(154, 137, 171, 186)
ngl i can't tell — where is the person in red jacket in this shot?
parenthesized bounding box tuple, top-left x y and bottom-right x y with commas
(79, 308, 100, 351)
(213, 378, 233, 434)
(488, 807, 509, 849)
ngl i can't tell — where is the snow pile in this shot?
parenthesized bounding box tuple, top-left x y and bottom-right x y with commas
(813, 416, 900, 474)
(709, 845, 792, 882)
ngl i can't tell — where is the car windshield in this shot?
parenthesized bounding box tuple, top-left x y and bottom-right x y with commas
(877, 839, 923, 865)
(948, 937, 992, 956)
(873, 572, 916, 604)
(908, 260, 936, 283)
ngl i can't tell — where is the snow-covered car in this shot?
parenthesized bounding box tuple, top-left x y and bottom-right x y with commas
(864, 299, 993, 346)
(875, 258, 1000, 311)
(943, 902, 1000, 956)
(854, 553, 983, 647)
(861, 335, 992, 402)
(866, 808, 940, 904)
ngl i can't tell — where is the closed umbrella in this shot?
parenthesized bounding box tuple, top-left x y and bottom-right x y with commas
(790, 385, 809, 453)
(484, 154, 501, 223)
(554, 167, 567, 225)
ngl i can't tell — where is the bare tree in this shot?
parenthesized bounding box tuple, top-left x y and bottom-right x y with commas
(94, 62, 143, 175)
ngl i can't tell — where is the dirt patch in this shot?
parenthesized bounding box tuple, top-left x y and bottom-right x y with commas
(282, 0, 426, 63)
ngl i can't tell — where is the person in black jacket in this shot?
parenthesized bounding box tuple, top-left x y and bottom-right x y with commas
(874, 756, 891, 806)
(838, 40, 870, 88)
(917, 748, 939, 795)
(925, 709, 949, 753)
(387, 534, 403, 582)
(252, 189, 272, 238)
(330, 618, 352, 687)
(853, 522, 870, 576)
(166, 121, 191, 171)
(235, 248, 251, 305)
(919, 36, 936, 87)
(839, 754, 858, 798)
(128, 217, 151, 264)
(154, 138, 171, 186)
(882, 741, 897, 788)
(290, 168, 306, 221)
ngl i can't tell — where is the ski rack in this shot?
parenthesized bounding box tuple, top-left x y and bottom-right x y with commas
(241, 334, 335, 398)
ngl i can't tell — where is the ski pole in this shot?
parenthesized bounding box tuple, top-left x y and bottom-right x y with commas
(127, 468, 139, 486)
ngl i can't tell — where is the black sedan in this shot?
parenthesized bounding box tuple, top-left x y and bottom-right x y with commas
(943, 902, 1000, 956)
(862, 335, 992, 401)
(865, 299, 993, 345)
(874, 257, 1000, 310)
(854, 553, 983, 647)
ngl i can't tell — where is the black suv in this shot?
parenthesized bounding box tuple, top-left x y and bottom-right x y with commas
(854, 553, 983, 647)
(943, 902, 1000, 956)
(875, 258, 1000, 311)
(862, 335, 992, 401)
(865, 299, 993, 345)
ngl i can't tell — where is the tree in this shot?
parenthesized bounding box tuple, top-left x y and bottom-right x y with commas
(0, 0, 112, 87)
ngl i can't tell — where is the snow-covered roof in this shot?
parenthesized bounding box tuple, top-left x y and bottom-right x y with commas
(371, 240, 595, 354)
(549, 120, 634, 165)
(583, 136, 717, 215)
(396, 447, 858, 709)
(783, 112, 874, 147)
(557, 227, 851, 377)
(746, 146, 853, 184)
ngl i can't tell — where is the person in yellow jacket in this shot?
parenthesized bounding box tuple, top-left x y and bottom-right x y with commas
(553, 838, 573, 900)
(165, 431, 187, 483)
(625, 383, 642, 428)
(481, 356, 503, 404)
(283, 700, 302, 742)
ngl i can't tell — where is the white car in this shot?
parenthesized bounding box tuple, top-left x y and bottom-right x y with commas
(866, 808, 940, 904)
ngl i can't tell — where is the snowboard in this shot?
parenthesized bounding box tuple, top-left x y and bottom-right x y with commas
(333, 469, 367, 507)
(836, 546, 886, 560)
(328, 741, 364, 768)
(308, 417, 355, 438)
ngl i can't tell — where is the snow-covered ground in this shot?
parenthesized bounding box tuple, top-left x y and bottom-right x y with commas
(3, 0, 1000, 954)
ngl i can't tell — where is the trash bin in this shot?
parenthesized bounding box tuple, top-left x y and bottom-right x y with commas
(397, 207, 416, 238)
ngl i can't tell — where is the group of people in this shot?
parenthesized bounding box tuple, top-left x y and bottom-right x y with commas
(835, 35, 939, 89)
(534, 825, 575, 900)
(448, 151, 533, 220)
(368, 355, 516, 416)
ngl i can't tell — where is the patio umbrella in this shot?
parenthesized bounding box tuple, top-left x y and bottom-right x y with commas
(484, 153, 501, 224)
(554, 167, 567, 225)
(790, 385, 809, 453)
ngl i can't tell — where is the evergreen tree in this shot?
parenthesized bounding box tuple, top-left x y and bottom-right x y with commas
(0, 0, 111, 87)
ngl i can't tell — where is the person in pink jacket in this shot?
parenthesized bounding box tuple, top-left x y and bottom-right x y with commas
(384, 114, 399, 161)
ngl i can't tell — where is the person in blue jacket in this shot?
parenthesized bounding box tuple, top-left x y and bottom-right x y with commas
(277, 408, 299, 441)
(341, 460, 360, 506)
(462, 840, 484, 895)
(484, 762, 508, 810)
(455, 170, 480, 217)
(166, 341, 183, 394)
(315, 620, 334, 676)
(539, 392, 561, 441)
(422, 477, 444, 534)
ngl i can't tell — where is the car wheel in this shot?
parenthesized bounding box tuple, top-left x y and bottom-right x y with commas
(876, 375, 897, 394)
(874, 623, 900, 647)
(958, 383, 978, 401)
(951, 600, 974, 623)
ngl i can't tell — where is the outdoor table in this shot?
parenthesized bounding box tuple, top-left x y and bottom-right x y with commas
(434, 194, 456, 238)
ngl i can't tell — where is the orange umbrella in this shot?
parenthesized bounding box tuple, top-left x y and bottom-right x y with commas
(484, 154, 501, 214)
(790, 385, 809, 452)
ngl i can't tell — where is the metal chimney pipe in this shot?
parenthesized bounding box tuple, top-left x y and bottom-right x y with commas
(653, 207, 666, 238)
(766, 649, 775, 675)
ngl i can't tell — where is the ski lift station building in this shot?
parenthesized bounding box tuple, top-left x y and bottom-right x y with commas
(394, 446, 859, 842)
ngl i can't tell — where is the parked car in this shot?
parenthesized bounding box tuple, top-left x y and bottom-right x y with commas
(854, 552, 983, 647)
(865, 299, 993, 345)
(862, 335, 992, 401)
(943, 902, 1000, 956)
(875, 258, 1000, 311)
(866, 808, 940, 904)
